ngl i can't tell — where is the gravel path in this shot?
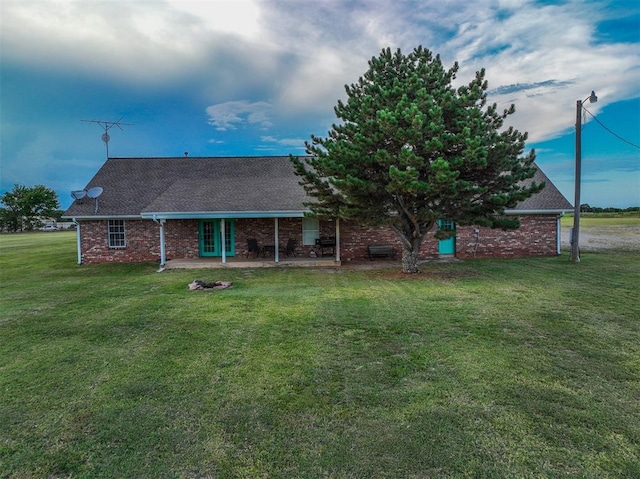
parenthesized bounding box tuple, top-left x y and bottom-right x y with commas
(561, 225, 640, 251)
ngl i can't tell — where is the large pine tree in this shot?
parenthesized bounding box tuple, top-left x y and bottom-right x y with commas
(291, 46, 543, 273)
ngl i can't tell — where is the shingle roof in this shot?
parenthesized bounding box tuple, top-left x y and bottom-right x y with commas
(511, 166, 572, 212)
(63, 156, 309, 218)
(63, 156, 571, 218)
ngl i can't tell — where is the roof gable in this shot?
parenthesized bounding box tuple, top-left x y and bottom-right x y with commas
(512, 166, 572, 212)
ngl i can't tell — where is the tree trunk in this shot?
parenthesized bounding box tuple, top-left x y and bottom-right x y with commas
(392, 223, 427, 274)
(400, 240, 421, 274)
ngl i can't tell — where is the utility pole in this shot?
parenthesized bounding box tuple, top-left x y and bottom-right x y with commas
(571, 99, 583, 262)
(570, 91, 597, 263)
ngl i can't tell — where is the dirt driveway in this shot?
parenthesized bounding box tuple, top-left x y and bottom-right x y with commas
(561, 225, 640, 251)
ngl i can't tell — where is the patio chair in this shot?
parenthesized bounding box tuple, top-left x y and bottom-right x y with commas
(246, 238, 264, 258)
(281, 238, 297, 257)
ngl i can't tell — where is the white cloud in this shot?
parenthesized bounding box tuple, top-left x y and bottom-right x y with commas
(277, 48, 352, 113)
(206, 101, 272, 131)
(0, 0, 266, 85)
(2, 0, 638, 149)
(252, 0, 639, 143)
(433, 0, 640, 142)
(260, 135, 306, 149)
(165, 0, 261, 40)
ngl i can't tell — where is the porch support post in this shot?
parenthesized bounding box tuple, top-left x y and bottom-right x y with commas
(557, 216, 562, 255)
(335, 218, 340, 262)
(159, 219, 166, 266)
(221, 219, 227, 264)
(274, 217, 280, 263)
(73, 218, 82, 264)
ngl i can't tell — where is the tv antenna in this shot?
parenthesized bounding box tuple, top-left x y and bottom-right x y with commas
(82, 117, 133, 158)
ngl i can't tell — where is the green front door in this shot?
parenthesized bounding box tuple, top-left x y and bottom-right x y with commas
(437, 220, 455, 255)
(199, 220, 235, 257)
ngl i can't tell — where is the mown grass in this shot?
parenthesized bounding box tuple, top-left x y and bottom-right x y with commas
(1, 232, 639, 478)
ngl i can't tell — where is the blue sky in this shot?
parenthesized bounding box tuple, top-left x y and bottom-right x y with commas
(1, 0, 639, 210)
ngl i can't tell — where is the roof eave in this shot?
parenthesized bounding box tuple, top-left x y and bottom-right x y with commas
(504, 209, 569, 215)
(61, 214, 143, 220)
(140, 210, 309, 220)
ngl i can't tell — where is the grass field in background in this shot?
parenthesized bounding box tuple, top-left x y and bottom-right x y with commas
(1, 231, 638, 478)
(561, 211, 640, 227)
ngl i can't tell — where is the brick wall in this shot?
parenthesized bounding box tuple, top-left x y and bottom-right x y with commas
(164, 219, 199, 259)
(80, 220, 160, 264)
(338, 221, 439, 261)
(339, 216, 560, 260)
(78, 215, 560, 264)
(456, 215, 560, 259)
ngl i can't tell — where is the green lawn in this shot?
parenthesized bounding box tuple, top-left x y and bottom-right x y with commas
(1, 232, 639, 478)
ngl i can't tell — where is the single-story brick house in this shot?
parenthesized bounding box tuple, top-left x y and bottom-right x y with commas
(62, 156, 571, 266)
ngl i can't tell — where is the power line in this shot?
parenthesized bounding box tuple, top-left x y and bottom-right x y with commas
(583, 107, 640, 150)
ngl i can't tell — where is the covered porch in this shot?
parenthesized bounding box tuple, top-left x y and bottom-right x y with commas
(150, 214, 343, 267)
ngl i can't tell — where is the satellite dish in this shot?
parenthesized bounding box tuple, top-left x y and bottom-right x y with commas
(71, 190, 87, 200)
(85, 187, 104, 214)
(86, 187, 103, 199)
(102, 133, 110, 144)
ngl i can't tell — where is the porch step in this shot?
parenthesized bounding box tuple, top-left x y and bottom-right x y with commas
(164, 258, 340, 269)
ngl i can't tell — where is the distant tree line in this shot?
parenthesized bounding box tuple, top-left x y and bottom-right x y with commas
(580, 204, 640, 213)
(0, 184, 61, 232)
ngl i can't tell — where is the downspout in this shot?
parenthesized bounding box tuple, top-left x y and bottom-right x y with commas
(335, 218, 340, 262)
(152, 215, 166, 267)
(274, 217, 280, 263)
(557, 215, 562, 255)
(73, 218, 82, 264)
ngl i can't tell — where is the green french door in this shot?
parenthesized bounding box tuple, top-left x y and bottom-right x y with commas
(437, 219, 456, 255)
(199, 220, 235, 257)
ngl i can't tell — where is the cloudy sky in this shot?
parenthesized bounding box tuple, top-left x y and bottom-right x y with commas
(1, 0, 639, 209)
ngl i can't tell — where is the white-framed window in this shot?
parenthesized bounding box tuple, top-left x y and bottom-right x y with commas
(302, 217, 319, 246)
(108, 220, 126, 248)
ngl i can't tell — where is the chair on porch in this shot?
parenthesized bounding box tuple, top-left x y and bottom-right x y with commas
(280, 238, 297, 257)
(246, 238, 264, 258)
